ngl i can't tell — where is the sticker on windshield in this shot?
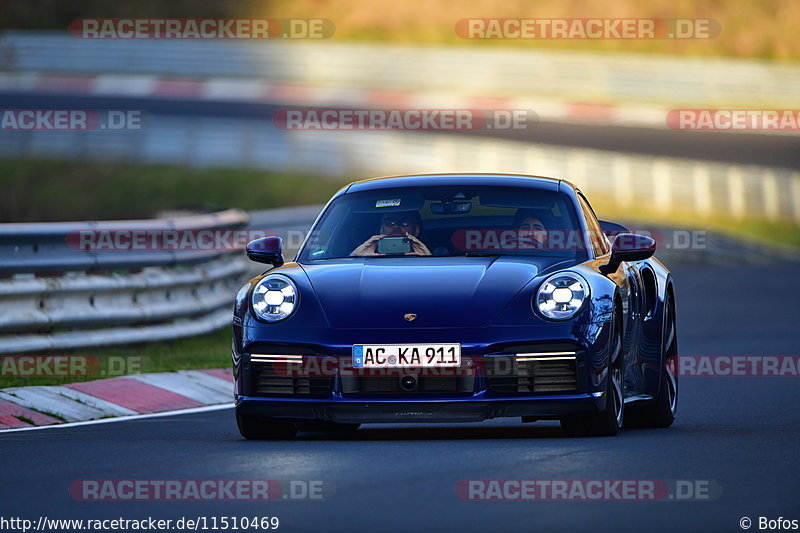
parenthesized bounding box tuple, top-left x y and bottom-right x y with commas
(376, 198, 402, 208)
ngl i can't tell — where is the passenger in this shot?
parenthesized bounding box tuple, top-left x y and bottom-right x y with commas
(514, 209, 551, 249)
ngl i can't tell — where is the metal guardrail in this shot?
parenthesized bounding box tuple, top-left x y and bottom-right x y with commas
(0, 209, 249, 274)
(2, 31, 799, 106)
(2, 116, 798, 224)
(0, 209, 251, 354)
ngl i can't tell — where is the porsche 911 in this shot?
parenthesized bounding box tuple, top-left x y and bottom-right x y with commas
(232, 173, 678, 439)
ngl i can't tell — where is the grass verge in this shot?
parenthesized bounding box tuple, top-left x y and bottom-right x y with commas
(3, 158, 799, 249)
(0, 328, 232, 389)
(593, 200, 800, 248)
(0, 159, 349, 222)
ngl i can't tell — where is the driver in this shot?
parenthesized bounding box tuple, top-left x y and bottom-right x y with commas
(351, 211, 432, 256)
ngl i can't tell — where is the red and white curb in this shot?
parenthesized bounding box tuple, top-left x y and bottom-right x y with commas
(3, 72, 796, 135)
(0, 71, 673, 130)
(0, 368, 233, 430)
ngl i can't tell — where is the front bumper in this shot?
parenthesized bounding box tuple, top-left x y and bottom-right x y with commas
(236, 393, 604, 424)
(233, 321, 613, 423)
(234, 348, 608, 423)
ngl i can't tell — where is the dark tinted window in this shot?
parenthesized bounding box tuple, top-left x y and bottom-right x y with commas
(298, 185, 587, 262)
(577, 193, 610, 257)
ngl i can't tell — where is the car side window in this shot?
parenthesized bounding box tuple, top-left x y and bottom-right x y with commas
(577, 193, 609, 257)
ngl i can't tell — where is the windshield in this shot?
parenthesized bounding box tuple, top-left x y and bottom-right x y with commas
(297, 185, 587, 262)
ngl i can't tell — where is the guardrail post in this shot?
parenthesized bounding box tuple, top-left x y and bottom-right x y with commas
(693, 163, 713, 218)
(792, 172, 800, 225)
(653, 159, 672, 214)
(434, 137, 456, 172)
(477, 141, 499, 171)
(727, 166, 747, 220)
(524, 146, 540, 176)
(761, 169, 780, 222)
(566, 150, 587, 186)
(612, 155, 633, 209)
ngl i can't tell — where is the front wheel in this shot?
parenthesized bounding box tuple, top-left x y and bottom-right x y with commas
(561, 319, 623, 437)
(626, 293, 678, 428)
(236, 407, 297, 440)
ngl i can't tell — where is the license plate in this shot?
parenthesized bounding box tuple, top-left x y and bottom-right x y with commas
(352, 344, 461, 368)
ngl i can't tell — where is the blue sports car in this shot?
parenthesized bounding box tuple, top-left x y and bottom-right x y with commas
(233, 173, 678, 438)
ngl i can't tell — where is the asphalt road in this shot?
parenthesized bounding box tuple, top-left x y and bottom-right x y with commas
(2, 262, 799, 533)
(2, 92, 799, 169)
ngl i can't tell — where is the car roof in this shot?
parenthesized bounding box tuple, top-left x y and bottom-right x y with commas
(344, 173, 573, 194)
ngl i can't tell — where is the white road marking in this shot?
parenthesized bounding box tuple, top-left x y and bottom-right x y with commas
(0, 403, 233, 434)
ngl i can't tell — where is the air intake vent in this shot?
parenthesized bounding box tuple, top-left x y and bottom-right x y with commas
(252, 362, 333, 398)
(486, 357, 577, 394)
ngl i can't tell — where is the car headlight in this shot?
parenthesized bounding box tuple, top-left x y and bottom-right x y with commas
(535, 272, 589, 320)
(251, 275, 298, 322)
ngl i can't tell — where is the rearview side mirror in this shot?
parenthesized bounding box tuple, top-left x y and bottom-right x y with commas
(598, 220, 630, 239)
(246, 236, 284, 267)
(601, 233, 656, 274)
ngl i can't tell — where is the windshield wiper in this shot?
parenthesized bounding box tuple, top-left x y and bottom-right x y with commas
(463, 252, 503, 257)
(351, 254, 428, 258)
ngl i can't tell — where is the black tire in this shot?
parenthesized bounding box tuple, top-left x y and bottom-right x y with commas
(295, 420, 361, 433)
(236, 408, 297, 440)
(626, 293, 678, 428)
(561, 317, 623, 437)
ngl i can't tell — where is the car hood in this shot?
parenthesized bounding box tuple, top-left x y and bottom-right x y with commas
(300, 256, 571, 328)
